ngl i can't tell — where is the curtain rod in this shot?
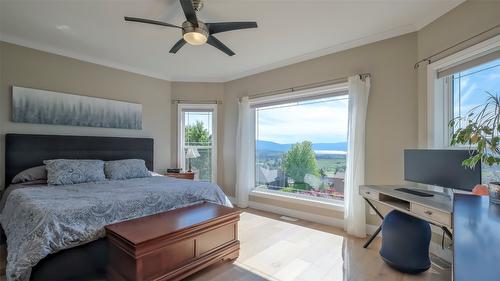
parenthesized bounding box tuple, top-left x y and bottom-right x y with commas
(171, 99, 222, 105)
(242, 73, 370, 102)
(414, 23, 500, 70)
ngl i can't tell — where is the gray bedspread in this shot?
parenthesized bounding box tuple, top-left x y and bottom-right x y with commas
(0, 176, 232, 281)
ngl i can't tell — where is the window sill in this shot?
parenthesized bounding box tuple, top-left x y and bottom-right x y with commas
(250, 189, 344, 212)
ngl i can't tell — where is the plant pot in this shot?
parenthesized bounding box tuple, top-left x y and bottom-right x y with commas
(488, 182, 500, 205)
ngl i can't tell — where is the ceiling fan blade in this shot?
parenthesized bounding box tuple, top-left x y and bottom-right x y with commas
(206, 22, 258, 35)
(124, 16, 181, 29)
(207, 36, 235, 56)
(169, 38, 187, 54)
(180, 0, 198, 26)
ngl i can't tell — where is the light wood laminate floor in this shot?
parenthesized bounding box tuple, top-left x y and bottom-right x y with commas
(0, 208, 451, 281)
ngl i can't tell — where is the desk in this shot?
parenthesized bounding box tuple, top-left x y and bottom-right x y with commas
(453, 194, 500, 281)
(360, 185, 453, 248)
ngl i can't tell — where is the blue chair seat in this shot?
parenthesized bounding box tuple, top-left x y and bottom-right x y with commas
(380, 210, 431, 274)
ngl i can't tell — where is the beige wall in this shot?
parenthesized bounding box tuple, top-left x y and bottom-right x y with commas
(0, 42, 172, 188)
(223, 33, 419, 221)
(170, 82, 226, 188)
(417, 0, 500, 146)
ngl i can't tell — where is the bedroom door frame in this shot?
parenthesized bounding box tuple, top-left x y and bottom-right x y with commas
(177, 103, 218, 183)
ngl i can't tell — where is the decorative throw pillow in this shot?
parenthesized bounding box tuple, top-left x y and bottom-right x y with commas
(104, 159, 151, 180)
(12, 165, 47, 184)
(43, 159, 105, 185)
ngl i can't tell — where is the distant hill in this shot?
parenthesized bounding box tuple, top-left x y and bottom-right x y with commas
(257, 140, 347, 152)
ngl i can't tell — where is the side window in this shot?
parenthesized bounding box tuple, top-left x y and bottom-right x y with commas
(449, 58, 500, 183)
(178, 105, 217, 182)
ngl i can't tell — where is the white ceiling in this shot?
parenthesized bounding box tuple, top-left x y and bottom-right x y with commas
(0, 0, 463, 82)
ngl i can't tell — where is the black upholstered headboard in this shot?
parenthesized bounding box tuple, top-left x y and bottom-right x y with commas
(5, 134, 154, 186)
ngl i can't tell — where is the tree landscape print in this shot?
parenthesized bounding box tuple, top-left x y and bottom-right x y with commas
(12, 86, 142, 129)
(255, 95, 348, 201)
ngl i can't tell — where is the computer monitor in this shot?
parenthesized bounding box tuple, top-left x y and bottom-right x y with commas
(404, 149, 481, 191)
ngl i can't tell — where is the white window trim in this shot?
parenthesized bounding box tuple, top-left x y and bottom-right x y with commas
(250, 189, 345, 212)
(249, 82, 349, 107)
(427, 34, 500, 148)
(177, 103, 218, 183)
(252, 82, 349, 208)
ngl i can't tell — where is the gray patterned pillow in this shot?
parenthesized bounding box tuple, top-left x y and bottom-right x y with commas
(104, 159, 151, 180)
(43, 159, 105, 185)
(12, 165, 47, 184)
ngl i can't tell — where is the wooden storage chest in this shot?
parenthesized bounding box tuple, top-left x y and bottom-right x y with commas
(105, 202, 240, 281)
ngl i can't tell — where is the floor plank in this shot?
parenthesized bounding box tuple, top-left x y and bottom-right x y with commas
(0, 208, 451, 281)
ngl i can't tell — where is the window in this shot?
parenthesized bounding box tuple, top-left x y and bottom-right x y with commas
(178, 104, 217, 182)
(427, 36, 500, 149)
(427, 36, 500, 186)
(451, 58, 500, 130)
(448, 58, 500, 184)
(254, 94, 348, 202)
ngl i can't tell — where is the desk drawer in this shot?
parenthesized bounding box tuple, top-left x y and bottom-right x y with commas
(361, 189, 379, 201)
(411, 203, 451, 227)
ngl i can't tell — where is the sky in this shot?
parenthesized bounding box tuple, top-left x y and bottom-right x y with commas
(453, 58, 500, 122)
(256, 95, 349, 144)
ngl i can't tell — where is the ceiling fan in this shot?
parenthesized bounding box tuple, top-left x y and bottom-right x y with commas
(124, 0, 258, 56)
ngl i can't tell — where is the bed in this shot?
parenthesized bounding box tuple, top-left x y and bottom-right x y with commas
(0, 134, 232, 281)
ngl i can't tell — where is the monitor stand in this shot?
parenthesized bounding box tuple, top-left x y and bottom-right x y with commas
(395, 187, 434, 197)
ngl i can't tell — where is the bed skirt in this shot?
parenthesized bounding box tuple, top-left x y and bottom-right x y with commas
(30, 238, 107, 281)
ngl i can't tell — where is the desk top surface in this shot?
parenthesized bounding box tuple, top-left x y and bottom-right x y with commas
(361, 185, 452, 213)
(453, 194, 500, 281)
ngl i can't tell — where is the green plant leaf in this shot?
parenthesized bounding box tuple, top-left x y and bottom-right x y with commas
(450, 92, 500, 168)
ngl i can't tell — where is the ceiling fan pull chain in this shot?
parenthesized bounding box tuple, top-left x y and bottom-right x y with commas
(192, 0, 204, 12)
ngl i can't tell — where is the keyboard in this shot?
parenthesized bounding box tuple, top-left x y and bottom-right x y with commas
(395, 188, 434, 197)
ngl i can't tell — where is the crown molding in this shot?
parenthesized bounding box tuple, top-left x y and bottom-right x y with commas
(0, 32, 175, 82)
(221, 24, 419, 82)
(413, 0, 465, 30)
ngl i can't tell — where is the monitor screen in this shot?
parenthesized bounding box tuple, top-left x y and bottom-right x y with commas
(404, 149, 481, 191)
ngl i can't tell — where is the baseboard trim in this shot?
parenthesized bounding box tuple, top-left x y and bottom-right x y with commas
(366, 224, 381, 237)
(429, 241, 452, 263)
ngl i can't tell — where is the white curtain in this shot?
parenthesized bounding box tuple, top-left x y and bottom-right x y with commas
(344, 75, 370, 238)
(235, 97, 254, 208)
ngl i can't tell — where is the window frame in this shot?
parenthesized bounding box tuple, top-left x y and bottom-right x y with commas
(177, 103, 218, 183)
(251, 82, 349, 207)
(427, 34, 500, 148)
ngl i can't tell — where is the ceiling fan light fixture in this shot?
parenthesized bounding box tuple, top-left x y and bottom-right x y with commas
(183, 31, 207, 45)
(182, 21, 208, 45)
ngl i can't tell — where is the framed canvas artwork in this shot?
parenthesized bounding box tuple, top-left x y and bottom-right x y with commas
(12, 86, 142, 130)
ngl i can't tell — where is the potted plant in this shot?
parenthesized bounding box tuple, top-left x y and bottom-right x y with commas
(449, 92, 500, 204)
